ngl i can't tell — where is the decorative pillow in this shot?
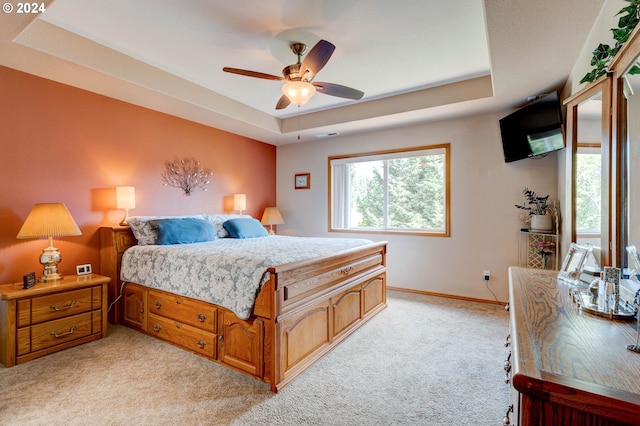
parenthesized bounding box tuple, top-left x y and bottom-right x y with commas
(223, 218, 268, 239)
(127, 215, 206, 245)
(202, 214, 246, 238)
(150, 218, 216, 245)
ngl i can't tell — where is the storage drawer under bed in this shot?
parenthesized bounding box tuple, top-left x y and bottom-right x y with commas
(148, 290, 216, 332)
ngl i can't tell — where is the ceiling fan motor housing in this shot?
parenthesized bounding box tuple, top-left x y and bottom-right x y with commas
(282, 63, 302, 80)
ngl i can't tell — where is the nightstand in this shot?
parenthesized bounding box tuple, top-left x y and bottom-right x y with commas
(0, 274, 110, 367)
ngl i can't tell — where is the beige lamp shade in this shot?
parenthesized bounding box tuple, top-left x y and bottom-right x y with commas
(116, 186, 136, 209)
(234, 194, 246, 213)
(261, 207, 284, 225)
(261, 207, 284, 234)
(16, 203, 82, 282)
(16, 203, 82, 239)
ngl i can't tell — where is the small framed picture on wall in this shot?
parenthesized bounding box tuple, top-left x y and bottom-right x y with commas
(295, 173, 310, 190)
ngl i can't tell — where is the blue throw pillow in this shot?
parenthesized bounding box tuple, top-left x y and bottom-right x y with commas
(150, 218, 216, 245)
(223, 218, 268, 239)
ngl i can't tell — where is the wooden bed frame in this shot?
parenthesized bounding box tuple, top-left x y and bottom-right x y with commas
(99, 226, 387, 392)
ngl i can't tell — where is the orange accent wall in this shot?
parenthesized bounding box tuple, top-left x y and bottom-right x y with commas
(0, 66, 276, 284)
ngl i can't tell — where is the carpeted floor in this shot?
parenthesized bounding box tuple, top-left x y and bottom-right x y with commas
(0, 290, 510, 425)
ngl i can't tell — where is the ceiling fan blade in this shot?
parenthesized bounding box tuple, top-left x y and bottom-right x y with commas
(313, 82, 364, 100)
(275, 94, 291, 110)
(300, 40, 335, 81)
(223, 67, 284, 81)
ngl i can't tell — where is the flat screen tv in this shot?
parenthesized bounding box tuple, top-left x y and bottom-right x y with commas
(499, 91, 565, 163)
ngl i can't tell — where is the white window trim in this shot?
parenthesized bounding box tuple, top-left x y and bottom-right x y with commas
(328, 144, 450, 236)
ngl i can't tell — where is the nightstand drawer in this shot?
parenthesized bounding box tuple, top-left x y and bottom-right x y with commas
(149, 290, 216, 332)
(20, 288, 94, 326)
(148, 313, 216, 358)
(19, 311, 95, 354)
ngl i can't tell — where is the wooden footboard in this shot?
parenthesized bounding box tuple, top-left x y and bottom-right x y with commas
(99, 226, 387, 392)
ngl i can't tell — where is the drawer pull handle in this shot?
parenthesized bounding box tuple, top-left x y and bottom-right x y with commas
(504, 352, 512, 372)
(51, 326, 76, 338)
(50, 300, 76, 311)
(154, 301, 162, 309)
(196, 339, 206, 349)
(340, 267, 353, 275)
(504, 334, 511, 347)
(197, 313, 207, 323)
(503, 404, 513, 425)
(153, 323, 161, 332)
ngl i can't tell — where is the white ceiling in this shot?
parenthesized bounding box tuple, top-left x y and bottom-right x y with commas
(0, 0, 605, 145)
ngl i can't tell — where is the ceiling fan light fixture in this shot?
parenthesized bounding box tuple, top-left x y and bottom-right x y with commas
(282, 81, 316, 106)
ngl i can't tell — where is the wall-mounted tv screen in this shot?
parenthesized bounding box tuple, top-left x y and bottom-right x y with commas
(499, 91, 565, 163)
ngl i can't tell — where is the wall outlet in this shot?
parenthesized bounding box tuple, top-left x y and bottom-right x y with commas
(483, 270, 490, 281)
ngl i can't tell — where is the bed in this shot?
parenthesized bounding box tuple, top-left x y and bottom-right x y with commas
(99, 215, 387, 392)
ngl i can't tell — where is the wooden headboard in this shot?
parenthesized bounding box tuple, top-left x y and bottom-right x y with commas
(99, 226, 137, 324)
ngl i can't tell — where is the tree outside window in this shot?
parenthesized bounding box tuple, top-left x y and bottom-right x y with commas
(575, 146, 601, 234)
(329, 144, 450, 236)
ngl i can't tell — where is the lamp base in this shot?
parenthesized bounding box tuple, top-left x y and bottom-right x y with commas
(39, 272, 63, 283)
(39, 245, 63, 282)
(120, 208, 130, 226)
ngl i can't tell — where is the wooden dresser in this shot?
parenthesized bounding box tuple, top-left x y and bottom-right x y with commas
(0, 274, 110, 367)
(505, 267, 640, 425)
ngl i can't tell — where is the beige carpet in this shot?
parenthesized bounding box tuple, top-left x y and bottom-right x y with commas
(0, 290, 509, 425)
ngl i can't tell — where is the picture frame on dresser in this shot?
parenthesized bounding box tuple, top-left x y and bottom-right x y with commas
(626, 245, 640, 276)
(557, 242, 592, 285)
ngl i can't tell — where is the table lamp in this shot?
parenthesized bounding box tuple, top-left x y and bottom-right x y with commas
(261, 207, 284, 235)
(16, 203, 82, 282)
(116, 186, 136, 225)
(234, 194, 246, 215)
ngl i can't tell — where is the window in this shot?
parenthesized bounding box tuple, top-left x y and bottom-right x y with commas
(329, 144, 450, 236)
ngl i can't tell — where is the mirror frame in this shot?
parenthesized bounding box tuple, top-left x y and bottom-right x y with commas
(610, 25, 640, 268)
(563, 75, 612, 267)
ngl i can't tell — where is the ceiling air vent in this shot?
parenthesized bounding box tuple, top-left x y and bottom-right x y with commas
(315, 132, 340, 138)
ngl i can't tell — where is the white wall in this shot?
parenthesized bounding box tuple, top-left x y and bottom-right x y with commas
(566, 0, 626, 93)
(276, 112, 558, 302)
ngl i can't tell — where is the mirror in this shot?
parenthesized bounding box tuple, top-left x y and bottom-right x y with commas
(611, 26, 640, 270)
(563, 76, 611, 268)
(621, 71, 640, 271)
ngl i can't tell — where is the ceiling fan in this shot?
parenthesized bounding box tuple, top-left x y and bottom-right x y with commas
(223, 40, 364, 110)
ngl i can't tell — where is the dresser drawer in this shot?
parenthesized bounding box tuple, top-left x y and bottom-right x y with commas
(19, 311, 96, 355)
(148, 313, 216, 358)
(148, 290, 216, 332)
(18, 287, 97, 326)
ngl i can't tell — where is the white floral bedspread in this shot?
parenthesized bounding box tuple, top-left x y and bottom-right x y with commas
(120, 235, 373, 320)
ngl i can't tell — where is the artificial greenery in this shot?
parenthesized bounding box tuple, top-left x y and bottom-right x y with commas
(581, 0, 640, 84)
(515, 188, 549, 216)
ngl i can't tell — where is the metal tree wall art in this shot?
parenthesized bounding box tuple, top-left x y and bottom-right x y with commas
(161, 157, 212, 196)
